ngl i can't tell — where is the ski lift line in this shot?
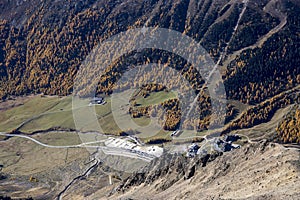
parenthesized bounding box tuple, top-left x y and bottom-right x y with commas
(186, 0, 249, 118)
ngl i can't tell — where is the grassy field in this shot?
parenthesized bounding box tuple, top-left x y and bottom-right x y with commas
(0, 95, 73, 132)
(0, 95, 113, 133)
(95, 91, 173, 135)
(142, 129, 171, 142)
(135, 91, 176, 107)
(33, 131, 82, 146)
(0, 92, 185, 142)
(0, 94, 122, 134)
(19, 111, 76, 133)
(132, 117, 151, 127)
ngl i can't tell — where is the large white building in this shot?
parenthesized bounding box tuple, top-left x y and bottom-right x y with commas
(104, 137, 164, 158)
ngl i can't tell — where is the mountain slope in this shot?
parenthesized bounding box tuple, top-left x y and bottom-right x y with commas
(0, 1, 300, 199)
(111, 142, 300, 200)
(0, 0, 298, 101)
(0, 0, 299, 141)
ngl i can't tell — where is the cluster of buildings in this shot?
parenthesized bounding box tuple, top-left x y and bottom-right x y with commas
(186, 134, 241, 158)
(187, 143, 200, 157)
(212, 138, 241, 153)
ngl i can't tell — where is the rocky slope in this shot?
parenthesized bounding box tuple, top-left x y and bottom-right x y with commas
(105, 141, 300, 200)
(1, 138, 299, 199)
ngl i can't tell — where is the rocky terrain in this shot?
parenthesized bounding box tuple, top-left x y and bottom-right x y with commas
(59, 141, 300, 200)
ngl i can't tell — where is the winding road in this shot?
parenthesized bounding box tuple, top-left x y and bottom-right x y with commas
(0, 132, 106, 149)
(0, 132, 155, 162)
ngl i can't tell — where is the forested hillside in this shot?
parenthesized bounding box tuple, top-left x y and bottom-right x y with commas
(0, 0, 299, 142)
(276, 105, 300, 143)
(224, 1, 300, 104)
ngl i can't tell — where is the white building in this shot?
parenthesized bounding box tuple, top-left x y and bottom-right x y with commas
(104, 137, 163, 158)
